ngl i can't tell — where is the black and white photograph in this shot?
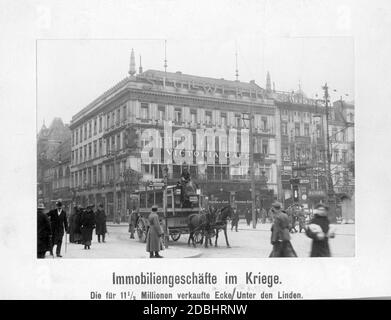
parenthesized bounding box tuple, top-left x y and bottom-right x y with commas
(1, 0, 391, 301)
(36, 37, 355, 259)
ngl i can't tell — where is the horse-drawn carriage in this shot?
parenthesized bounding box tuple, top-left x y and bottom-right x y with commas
(129, 179, 206, 243)
(129, 173, 233, 247)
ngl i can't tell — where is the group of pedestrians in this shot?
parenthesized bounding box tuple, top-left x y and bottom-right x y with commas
(269, 201, 335, 257)
(37, 201, 108, 258)
(68, 203, 108, 249)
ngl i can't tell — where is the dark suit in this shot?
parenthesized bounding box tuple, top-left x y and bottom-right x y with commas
(37, 211, 52, 258)
(47, 208, 68, 256)
(270, 210, 297, 257)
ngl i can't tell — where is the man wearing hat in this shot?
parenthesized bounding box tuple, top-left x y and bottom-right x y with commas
(305, 203, 335, 257)
(47, 200, 68, 257)
(146, 205, 164, 258)
(269, 202, 297, 257)
(37, 204, 52, 258)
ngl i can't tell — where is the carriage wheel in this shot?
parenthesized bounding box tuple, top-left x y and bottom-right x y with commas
(170, 232, 181, 242)
(136, 219, 147, 243)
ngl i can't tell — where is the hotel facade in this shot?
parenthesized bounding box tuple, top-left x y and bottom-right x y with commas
(69, 65, 280, 221)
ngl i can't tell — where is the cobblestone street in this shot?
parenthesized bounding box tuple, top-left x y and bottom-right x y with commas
(55, 221, 354, 259)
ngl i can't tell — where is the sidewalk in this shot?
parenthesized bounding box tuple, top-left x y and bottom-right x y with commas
(59, 225, 202, 259)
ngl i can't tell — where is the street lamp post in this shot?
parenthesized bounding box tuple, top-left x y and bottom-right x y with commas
(242, 106, 256, 229)
(322, 83, 337, 222)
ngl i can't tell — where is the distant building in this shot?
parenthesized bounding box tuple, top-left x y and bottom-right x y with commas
(271, 89, 328, 209)
(330, 99, 355, 198)
(37, 118, 71, 208)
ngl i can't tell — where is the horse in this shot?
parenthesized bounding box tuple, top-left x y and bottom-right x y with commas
(188, 211, 211, 248)
(187, 205, 233, 248)
(210, 205, 233, 248)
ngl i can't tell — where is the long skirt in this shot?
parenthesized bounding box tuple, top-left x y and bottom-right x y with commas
(269, 241, 297, 257)
(81, 227, 93, 246)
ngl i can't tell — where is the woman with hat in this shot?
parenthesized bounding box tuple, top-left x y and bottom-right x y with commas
(305, 203, 335, 257)
(146, 205, 164, 258)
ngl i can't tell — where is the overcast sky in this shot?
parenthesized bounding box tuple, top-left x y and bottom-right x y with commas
(36, 0, 354, 127)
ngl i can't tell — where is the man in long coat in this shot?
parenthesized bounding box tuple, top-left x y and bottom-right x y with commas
(269, 202, 297, 257)
(37, 204, 52, 258)
(146, 205, 164, 258)
(128, 208, 138, 239)
(231, 207, 239, 232)
(95, 204, 107, 243)
(305, 203, 335, 257)
(80, 205, 95, 249)
(47, 200, 68, 258)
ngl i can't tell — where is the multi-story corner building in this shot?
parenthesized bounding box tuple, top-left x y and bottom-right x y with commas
(69, 56, 279, 221)
(329, 99, 355, 196)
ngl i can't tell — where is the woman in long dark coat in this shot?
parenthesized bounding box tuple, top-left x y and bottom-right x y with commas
(80, 206, 95, 249)
(69, 206, 82, 243)
(37, 204, 52, 258)
(95, 204, 107, 243)
(269, 203, 297, 258)
(305, 203, 335, 257)
(146, 206, 164, 258)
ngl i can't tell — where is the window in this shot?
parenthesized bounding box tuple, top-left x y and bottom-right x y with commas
(158, 105, 165, 121)
(98, 166, 102, 183)
(71, 151, 74, 164)
(88, 121, 92, 138)
(281, 122, 288, 135)
(84, 145, 87, 161)
(93, 141, 97, 158)
(99, 138, 102, 156)
(122, 105, 127, 121)
(333, 149, 339, 162)
(99, 116, 102, 133)
(111, 136, 115, 151)
(295, 123, 300, 136)
(262, 140, 268, 155)
(84, 124, 87, 140)
(261, 117, 267, 131)
(235, 114, 241, 128)
(304, 124, 310, 136)
(141, 103, 149, 120)
(79, 148, 82, 163)
(205, 111, 212, 124)
(296, 147, 301, 159)
(332, 128, 338, 142)
(174, 108, 182, 123)
(342, 150, 347, 163)
(283, 147, 289, 157)
(93, 118, 97, 135)
(88, 143, 92, 159)
(190, 109, 197, 125)
(75, 131, 78, 145)
(116, 109, 121, 124)
(341, 130, 346, 142)
(107, 114, 110, 128)
(117, 134, 121, 150)
(221, 112, 227, 126)
(316, 125, 321, 138)
(111, 111, 115, 127)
